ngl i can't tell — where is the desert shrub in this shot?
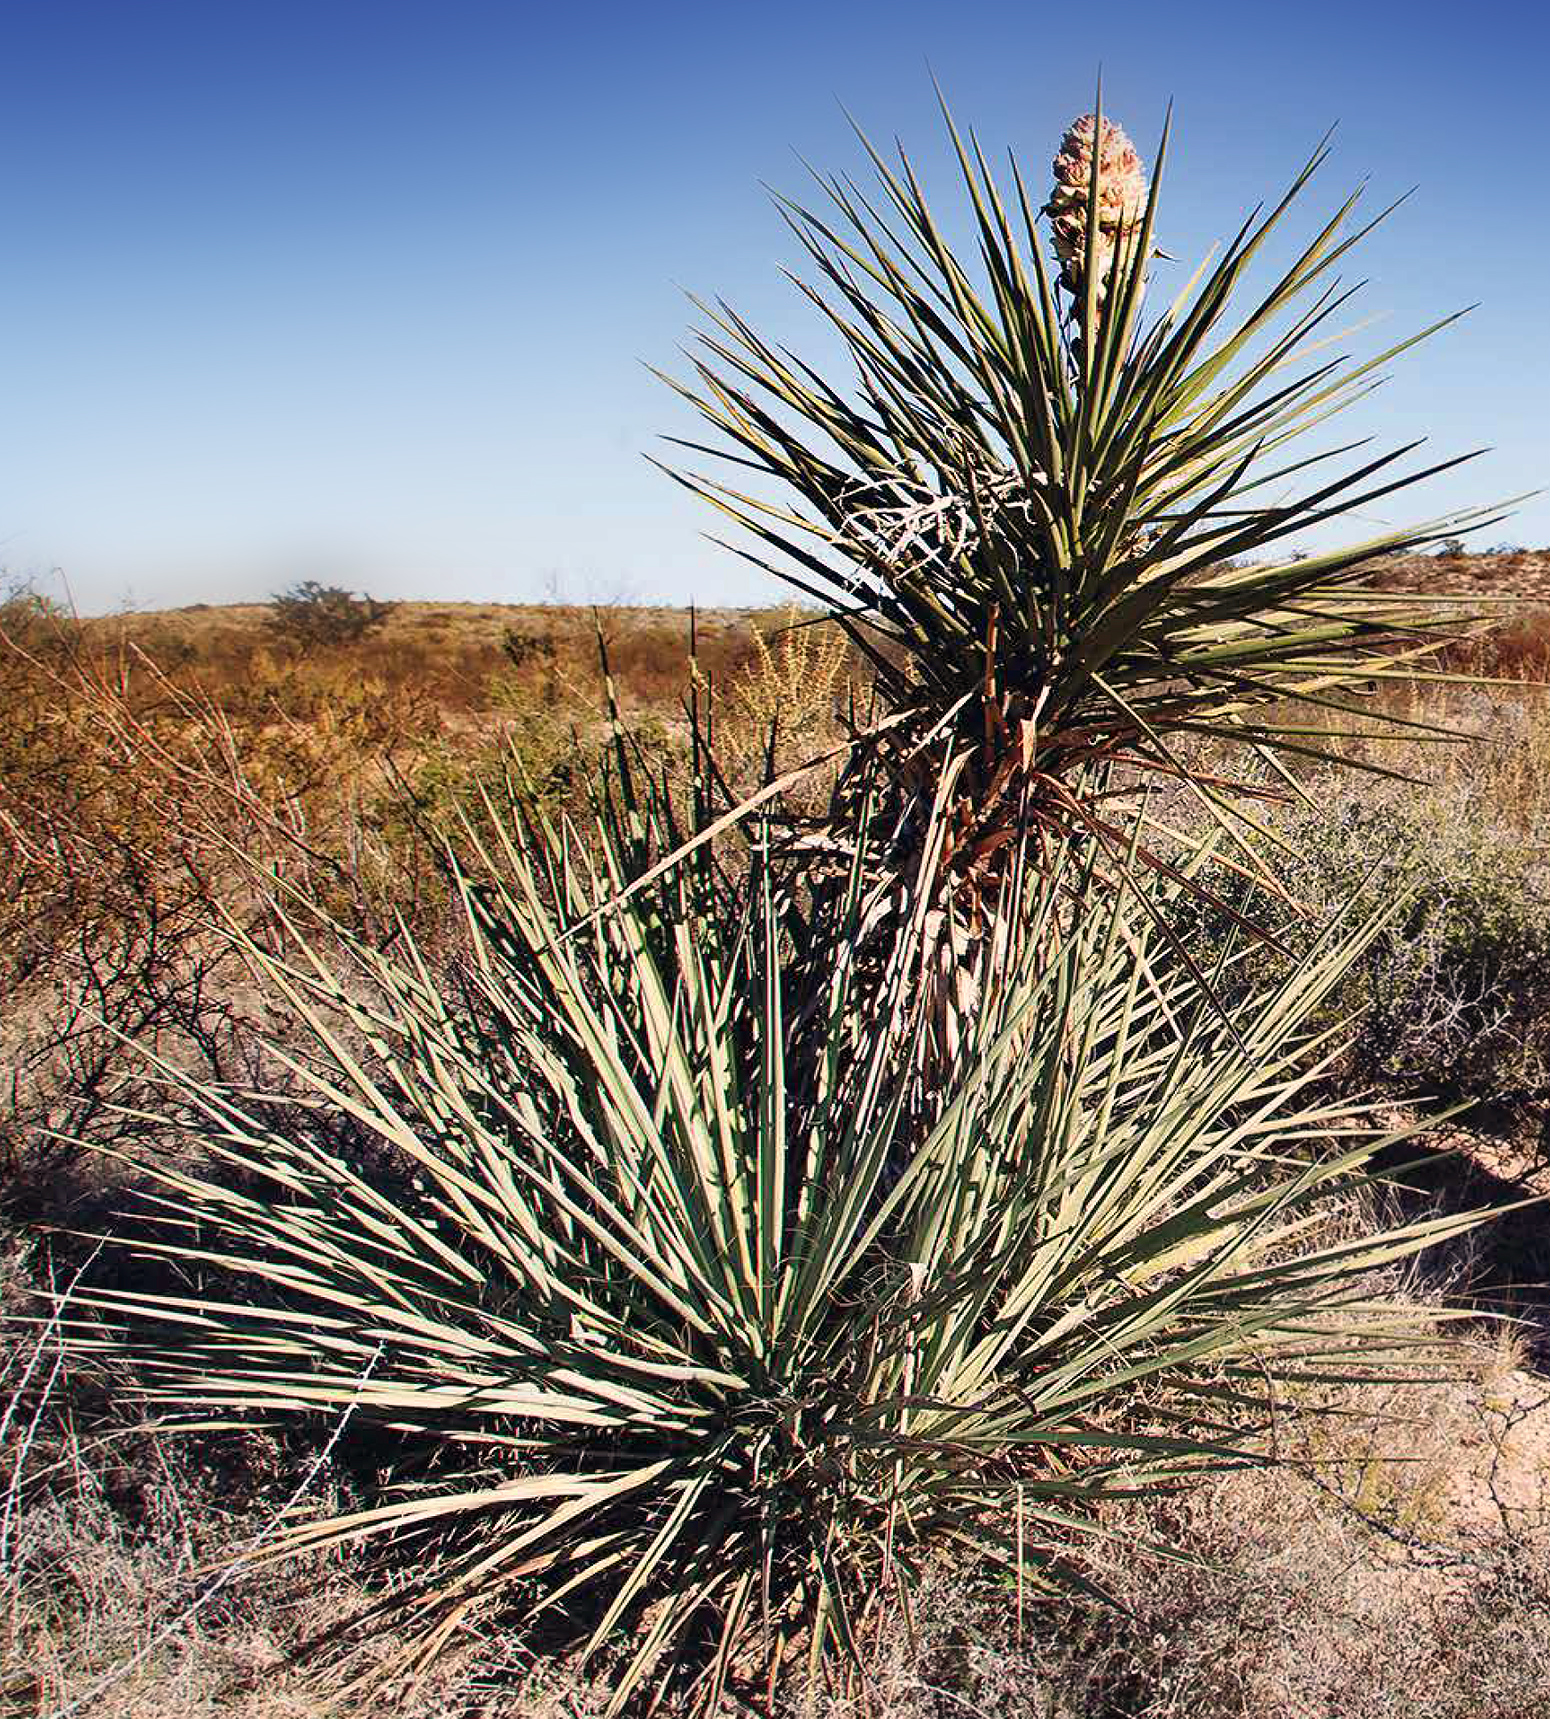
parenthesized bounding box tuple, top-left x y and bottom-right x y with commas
(1445, 609, 1550, 682)
(1018, 1432, 1550, 1719)
(779, 1317, 1550, 1719)
(267, 581, 395, 652)
(0, 618, 454, 1194)
(0, 576, 71, 648)
(0, 589, 762, 1191)
(59, 770, 1489, 1714)
(1189, 764, 1550, 1122)
(500, 624, 561, 678)
(1294, 795, 1550, 1111)
(0, 1278, 575, 1718)
(715, 606, 857, 799)
(486, 625, 568, 718)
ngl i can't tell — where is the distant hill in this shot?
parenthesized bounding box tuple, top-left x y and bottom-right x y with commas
(57, 549, 1550, 717)
(70, 598, 813, 716)
(1370, 547, 1550, 601)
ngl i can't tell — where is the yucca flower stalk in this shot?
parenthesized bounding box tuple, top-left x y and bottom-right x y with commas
(63, 774, 1488, 1712)
(658, 93, 1509, 1032)
(1045, 111, 1150, 316)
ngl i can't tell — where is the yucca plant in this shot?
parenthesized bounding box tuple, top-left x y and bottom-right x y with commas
(659, 94, 1509, 1034)
(65, 773, 1487, 1713)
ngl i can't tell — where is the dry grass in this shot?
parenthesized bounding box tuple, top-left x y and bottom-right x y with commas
(70, 598, 815, 718)
(713, 605, 859, 809)
(0, 592, 856, 1192)
(781, 1324, 1550, 1719)
(0, 1242, 609, 1719)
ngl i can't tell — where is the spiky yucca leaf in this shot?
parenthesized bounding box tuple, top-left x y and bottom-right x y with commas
(660, 97, 1507, 893)
(66, 785, 1487, 1712)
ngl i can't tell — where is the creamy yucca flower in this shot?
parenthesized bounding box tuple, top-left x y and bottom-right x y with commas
(1045, 114, 1148, 310)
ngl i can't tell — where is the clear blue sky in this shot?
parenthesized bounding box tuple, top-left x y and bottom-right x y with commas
(4, 0, 1546, 615)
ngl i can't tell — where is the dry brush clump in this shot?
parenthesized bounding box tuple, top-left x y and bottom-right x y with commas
(0, 578, 831, 1251)
(84, 598, 783, 720)
(266, 581, 397, 654)
(780, 1311, 1550, 1719)
(1284, 776, 1550, 1121)
(711, 606, 860, 804)
(0, 599, 448, 1203)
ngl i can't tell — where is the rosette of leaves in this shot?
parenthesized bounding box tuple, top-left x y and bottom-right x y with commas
(63, 770, 1488, 1713)
(657, 94, 1508, 1039)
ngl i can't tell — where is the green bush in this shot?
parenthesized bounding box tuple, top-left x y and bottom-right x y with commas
(1286, 789, 1550, 1115)
(1183, 762, 1550, 1121)
(266, 580, 395, 652)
